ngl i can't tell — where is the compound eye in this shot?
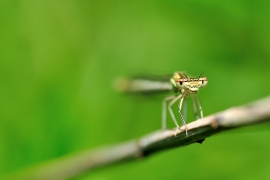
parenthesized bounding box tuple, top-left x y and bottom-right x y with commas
(200, 77, 208, 86)
(178, 79, 186, 86)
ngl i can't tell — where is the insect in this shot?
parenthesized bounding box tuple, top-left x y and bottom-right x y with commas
(162, 72, 208, 136)
(113, 72, 208, 136)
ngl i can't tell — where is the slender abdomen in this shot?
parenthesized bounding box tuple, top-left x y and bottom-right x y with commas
(113, 76, 173, 93)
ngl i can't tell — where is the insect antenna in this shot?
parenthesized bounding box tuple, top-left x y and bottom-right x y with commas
(198, 71, 205, 78)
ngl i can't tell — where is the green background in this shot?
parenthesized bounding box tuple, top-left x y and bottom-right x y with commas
(1, 0, 270, 179)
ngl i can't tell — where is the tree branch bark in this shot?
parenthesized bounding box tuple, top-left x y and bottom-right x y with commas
(6, 96, 270, 180)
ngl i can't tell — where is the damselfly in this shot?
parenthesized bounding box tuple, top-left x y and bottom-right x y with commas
(114, 72, 208, 136)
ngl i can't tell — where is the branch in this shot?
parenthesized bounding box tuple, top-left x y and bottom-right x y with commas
(6, 96, 270, 180)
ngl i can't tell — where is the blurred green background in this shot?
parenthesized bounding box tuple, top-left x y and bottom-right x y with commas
(1, 0, 270, 179)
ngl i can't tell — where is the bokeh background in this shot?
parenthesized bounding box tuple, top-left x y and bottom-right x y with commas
(1, 0, 270, 179)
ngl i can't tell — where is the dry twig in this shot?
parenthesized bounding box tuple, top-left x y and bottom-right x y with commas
(6, 96, 270, 180)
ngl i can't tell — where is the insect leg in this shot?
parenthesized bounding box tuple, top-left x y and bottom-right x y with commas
(168, 94, 183, 129)
(191, 94, 200, 120)
(182, 98, 187, 121)
(162, 95, 176, 130)
(194, 93, 203, 119)
(178, 94, 188, 136)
